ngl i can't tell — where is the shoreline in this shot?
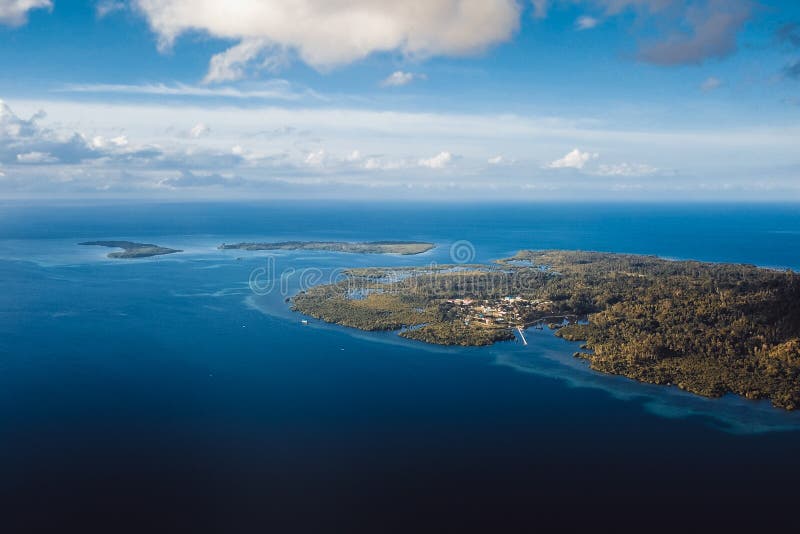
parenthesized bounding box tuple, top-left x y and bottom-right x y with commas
(291, 249, 800, 411)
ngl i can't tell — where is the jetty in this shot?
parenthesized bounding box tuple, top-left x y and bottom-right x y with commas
(516, 326, 528, 346)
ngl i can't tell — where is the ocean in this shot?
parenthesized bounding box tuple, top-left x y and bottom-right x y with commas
(2, 201, 800, 531)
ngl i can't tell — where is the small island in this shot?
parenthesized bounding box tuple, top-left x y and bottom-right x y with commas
(80, 240, 182, 259)
(291, 250, 800, 410)
(219, 240, 434, 255)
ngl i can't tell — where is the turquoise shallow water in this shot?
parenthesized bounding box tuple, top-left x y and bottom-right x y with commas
(2, 201, 800, 530)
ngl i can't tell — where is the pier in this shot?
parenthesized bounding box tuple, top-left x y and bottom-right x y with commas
(516, 326, 528, 346)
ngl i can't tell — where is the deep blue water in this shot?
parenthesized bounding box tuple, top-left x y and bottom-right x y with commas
(2, 202, 800, 531)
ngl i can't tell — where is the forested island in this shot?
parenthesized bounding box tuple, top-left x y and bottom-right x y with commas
(219, 240, 434, 255)
(292, 250, 800, 410)
(80, 240, 182, 258)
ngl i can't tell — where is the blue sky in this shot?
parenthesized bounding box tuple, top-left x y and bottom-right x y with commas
(1, 0, 799, 200)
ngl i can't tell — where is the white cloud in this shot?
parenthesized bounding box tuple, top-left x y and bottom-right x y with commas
(1, 99, 40, 137)
(59, 81, 320, 101)
(0, 0, 51, 27)
(575, 16, 599, 30)
(6, 97, 800, 199)
(189, 122, 210, 138)
(17, 151, 57, 163)
(380, 71, 425, 87)
(488, 154, 514, 165)
(126, 1, 753, 87)
(134, 0, 521, 78)
(95, 0, 125, 18)
(0, 99, 97, 165)
(363, 158, 384, 170)
(203, 39, 290, 84)
(304, 149, 327, 167)
(418, 151, 453, 169)
(363, 157, 404, 171)
(700, 76, 722, 92)
(110, 135, 129, 147)
(360, 152, 455, 171)
(90, 135, 129, 149)
(595, 163, 657, 176)
(547, 148, 598, 169)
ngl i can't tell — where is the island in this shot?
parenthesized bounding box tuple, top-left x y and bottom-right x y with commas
(218, 240, 435, 255)
(291, 250, 800, 410)
(80, 240, 182, 259)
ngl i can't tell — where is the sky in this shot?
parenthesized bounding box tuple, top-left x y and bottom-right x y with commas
(0, 0, 799, 201)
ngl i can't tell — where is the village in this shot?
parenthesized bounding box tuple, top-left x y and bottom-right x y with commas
(443, 296, 557, 328)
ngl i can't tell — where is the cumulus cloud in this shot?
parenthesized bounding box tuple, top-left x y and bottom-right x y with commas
(304, 149, 328, 167)
(134, 0, 521, 79)
(0, 0, 51, 27)
(418, 151, 453, 169)
(380, 71, 425, 87)
(0, 99, 210, 178)
(547, 148, 598, 169)
(488, 154, 515, 166)
(8, 97, 800, 199)
(575, 16, 599, 31)
(112, 135, 129, 147)
(0, 99, 41, 138)
(91, 135, 128, 148)
(129, 0, 753, 81)
(189, 122, 210, 138)
(0, 100, 96, 165)
(700, 76, 722, 92)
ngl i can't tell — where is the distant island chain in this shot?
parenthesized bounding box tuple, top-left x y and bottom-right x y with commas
(218, 241, 434, 255)
(81, 240, 435, 259)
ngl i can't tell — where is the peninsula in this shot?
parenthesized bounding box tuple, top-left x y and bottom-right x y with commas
(80, 240, 182, 259)
(219, 240, 434, 255)
(292, 250, 800, 410)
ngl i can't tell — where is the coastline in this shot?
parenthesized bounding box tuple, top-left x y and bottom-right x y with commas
(290, 250, 800, 410)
